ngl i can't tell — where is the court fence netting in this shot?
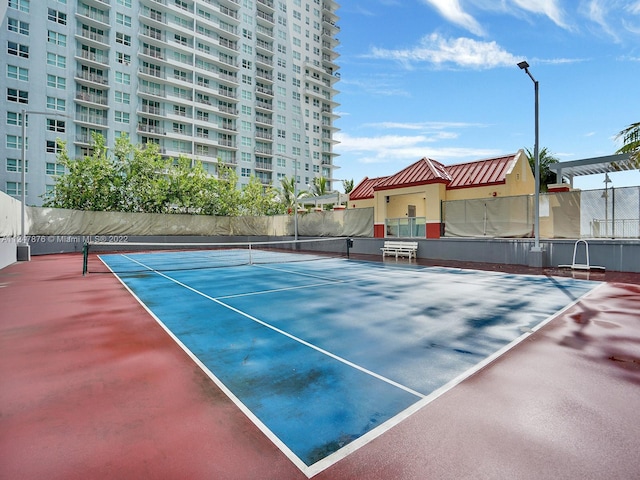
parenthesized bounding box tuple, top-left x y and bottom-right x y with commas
(82, 237, 354, 275)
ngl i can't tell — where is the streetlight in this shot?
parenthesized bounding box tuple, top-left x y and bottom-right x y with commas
(517, 61, 542, 254)
(19, 109, 67, 260)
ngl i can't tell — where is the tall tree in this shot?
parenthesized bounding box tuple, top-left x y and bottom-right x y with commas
(240, 177, 283, 216)
(525, 147, 560, 192)
(342, 179, 354, 194)
(310, 176, 329, 197)
(616, 122, 640, 168)
(278, 176, 308, 212)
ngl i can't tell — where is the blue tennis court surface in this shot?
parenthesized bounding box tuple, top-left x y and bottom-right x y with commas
(100, 251, 597, 475)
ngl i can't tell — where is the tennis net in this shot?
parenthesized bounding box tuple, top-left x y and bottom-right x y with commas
(82, 237, 353, 275)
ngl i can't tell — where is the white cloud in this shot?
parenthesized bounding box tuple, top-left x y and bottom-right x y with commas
(370, 33, 520, 69)
(510, 0, 569, 29)
(421, 0, 485, 36)
(584, 0, 620, 41)
(628, 0, 640, 14)
(334, 132, 502, 167)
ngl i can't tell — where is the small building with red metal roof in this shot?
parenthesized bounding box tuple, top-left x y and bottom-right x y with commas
(348, 150, 534, 238)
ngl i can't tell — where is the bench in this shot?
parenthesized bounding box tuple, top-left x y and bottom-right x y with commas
(381, 241, 418, 260)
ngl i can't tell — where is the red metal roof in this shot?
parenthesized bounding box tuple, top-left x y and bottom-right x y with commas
(374, 158, 451, 191)
(446, 154, 517, 189)
(351, 153, 520, 198)
(349, 176, 389, 200)
(368, 153, 518, 192)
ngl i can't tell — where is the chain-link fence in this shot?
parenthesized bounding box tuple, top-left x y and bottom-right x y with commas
(443, 186, 640, 239)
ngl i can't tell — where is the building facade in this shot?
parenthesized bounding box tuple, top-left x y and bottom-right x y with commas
(348, 151, 535, 238)
(1, 0, 340, 206)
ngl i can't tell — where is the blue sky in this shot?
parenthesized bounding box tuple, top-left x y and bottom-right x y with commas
(333, 0, 640, 191)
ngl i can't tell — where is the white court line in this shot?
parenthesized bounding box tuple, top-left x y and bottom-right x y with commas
(120, 254, 426, 400)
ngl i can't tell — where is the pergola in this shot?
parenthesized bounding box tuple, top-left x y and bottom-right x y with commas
(549, 152, 636, 188)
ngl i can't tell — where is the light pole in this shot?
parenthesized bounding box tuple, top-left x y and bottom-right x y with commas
(517, 61, 541, 253)
(19, 109, 67, 260)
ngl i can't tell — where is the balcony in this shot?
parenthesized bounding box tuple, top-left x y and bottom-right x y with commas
(75, 92, 108, 106)
(75, 70, 108, 86)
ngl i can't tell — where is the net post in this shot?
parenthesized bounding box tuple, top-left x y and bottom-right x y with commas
(249, 243, 253, 265)
(82, 242, 89, 275)
(346, 238, 353, 259)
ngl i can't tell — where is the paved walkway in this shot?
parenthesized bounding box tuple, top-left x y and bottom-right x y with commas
(1, 254, 639, 479)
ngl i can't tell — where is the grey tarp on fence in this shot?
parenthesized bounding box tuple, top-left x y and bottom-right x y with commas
(23, 206, 374, 238)
(443, 186, 639, 239)
(443, 195, 533, 238)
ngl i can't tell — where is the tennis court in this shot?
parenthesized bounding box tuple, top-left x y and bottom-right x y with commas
(97, 243, 597, 476)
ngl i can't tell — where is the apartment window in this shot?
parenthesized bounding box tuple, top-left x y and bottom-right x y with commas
(242, 59, 252, 69)
(46, 140, 63, 154)
(117, 0, 132, 7)
(241, 137, 252, 147)
(241, 168, 251, 177)
(47, 119, 65, 133)
(47, 53, 66, 68)
(116, 13, 132, 27)
(8, 18, 30, 35)
(116, 52, 131, 65)
(173, 52, 189, 64)
(241, 74, 252, 85)
(196, 145, 209, 156)
(7, 65, 28, 81)
(8, 0, 30, 13)
(114, 111, 130, 124)
(196, 127, 209, 138)
(6, 135, 23, 149)
(277, 157, 286, 168)
(241, 90, 252, 100)
(241, 105, 252, 115)
(174, 34, 188, 46)
(6, 158, 28, 173)
(114, 91, 130, 104)
(7, 88, 28, 104)
(116, 32, 131, 46)
(173, 105, 186, 116)
(6, 182, 27, 196)
(8, 41, 29, 58)
(7, 112, 23, 126)
(115, 72, 131, 85)
(47, 30, 67, 46)
(46, 74, 65, 89)
(46, 162, 65, 175)
(48, 9, 67, 25)
(46, 97, 65, 111)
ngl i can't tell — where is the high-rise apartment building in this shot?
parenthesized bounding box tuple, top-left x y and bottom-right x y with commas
(1, 0, 340, 206)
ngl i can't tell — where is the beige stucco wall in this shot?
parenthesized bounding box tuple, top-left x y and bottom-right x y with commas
(372, 183, 447, 224)
(350, 197, 376, 210)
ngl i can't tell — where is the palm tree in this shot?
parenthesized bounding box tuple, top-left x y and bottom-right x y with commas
(278, 176, 308, 212)
(525, 147, 560, 192)
(616, 122, 640, 168)
(310, 176, 329, 197)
